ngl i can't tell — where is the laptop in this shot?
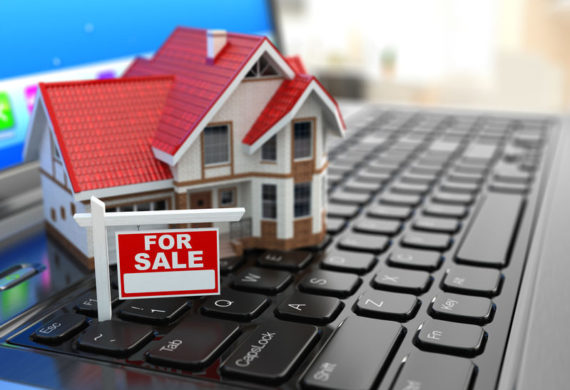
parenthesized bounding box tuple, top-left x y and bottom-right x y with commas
(0, 1, 567, 389)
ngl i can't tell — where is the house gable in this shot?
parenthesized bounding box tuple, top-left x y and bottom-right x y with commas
(242, 78, 345, 155)
(25, 76, 175, 200)
(148, 39, 296, 166)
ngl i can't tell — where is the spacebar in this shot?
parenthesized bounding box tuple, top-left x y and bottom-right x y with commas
(456, 193, 524, 267)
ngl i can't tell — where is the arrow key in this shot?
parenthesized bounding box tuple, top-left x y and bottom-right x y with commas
(275, 292, 342, 324)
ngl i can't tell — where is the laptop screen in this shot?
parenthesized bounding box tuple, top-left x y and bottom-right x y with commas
(0, 0, 277, 171)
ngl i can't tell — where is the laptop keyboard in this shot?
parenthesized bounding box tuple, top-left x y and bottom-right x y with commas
(7, 107, 554, 389)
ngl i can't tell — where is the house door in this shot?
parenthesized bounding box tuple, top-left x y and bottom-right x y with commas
(190, 191, 212, 228)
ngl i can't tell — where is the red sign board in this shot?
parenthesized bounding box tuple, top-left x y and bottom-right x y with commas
(115, 228, 220, 299)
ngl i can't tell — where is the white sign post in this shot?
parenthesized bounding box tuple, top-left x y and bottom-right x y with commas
(74, 196, 245, 322)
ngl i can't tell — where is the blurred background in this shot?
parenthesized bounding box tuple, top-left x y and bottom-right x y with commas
(275, 0, 570, 113)
(1, 0, 568, 171)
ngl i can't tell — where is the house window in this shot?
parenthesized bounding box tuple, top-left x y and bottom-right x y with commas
(153, 200, 167, 210)
(262, 184, 277, 219)
(294, 121, 312, 160)
(261, 135, 277, 162)
(245, 55, 279, 79)
(294, 182, 311, 218)
(137, 203, 151, 211)
(50, 208, 56, 222)
(70, 203, 76, 216)
(51, 135, 61, 162)
(60, 206, 66, 220)
(203, 125, 230, 166)
(219, 188, 236, 207)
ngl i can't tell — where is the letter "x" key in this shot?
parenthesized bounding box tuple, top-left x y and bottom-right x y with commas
(372, 267, 432, 295)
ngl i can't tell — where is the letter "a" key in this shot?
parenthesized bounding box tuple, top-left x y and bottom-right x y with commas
(288, 303, 306, 311)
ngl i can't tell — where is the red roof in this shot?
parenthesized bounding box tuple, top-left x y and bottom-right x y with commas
(40, 77, 174, 193)
(285, 56, 308, 74)
(124, 27, 265, 156)
(36, 28, 345, 193)
(243, 56, 345, 146)
(243, 74, 313, 145)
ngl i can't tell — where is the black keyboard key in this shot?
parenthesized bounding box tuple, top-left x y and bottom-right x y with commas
(462, 142, 497, 162)
(338, 232, 390, 253)
(355, 290, 419, 321)
(275, 292, 342, 324)
(257, 250, 312, 271)
(401, 231, 452, 251)
(388, 248, 443, 271)
(321, 250, 376, 274)
(454, 162, 488, 174)
(299, 270, 361, 298)
(353, 218, 401, 236)
(391, 182, 430, 195)
(442, 265, 502, 297)
(440, 180, 479, 194)
(232, 267, 292, 295)
(423, 203, 467, 219)
(343, 179, 382, 194)
(146, 317, 239, 369)
(392, 351, 476, 390)
(119, 298, 189, 324)
(75, 290, 119, 317)
(456, 193, 524, 267)
(401, 172, 437, 185)
(429, 293, 494, 324)
(201, 290, 269, 321)
(432, 191, 474, 205)
(488, 182, 529, 194)
(372, 267, 432, 294)
(327, 204, 359, 219)
(355, 169, 391, 183)
(493, 167, 532, 183)
(379, 192, 422, 207)
(447, 171, 484, 183)
(415, 319, 486, 357)
(77, 320, 154, 357)
(32, 313, 88, 344)
(326, 217, 347, 235)
(220, 256, 244, 275)
(413, 217, 460, 233)
(409, 164, 441, 176)
(302, 317, 403, 390)
(221, 321, 318, 384)
(330, 190, 370, 205)
(368, 204, 412, 220)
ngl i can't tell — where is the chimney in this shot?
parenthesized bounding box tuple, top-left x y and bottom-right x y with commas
(207, 29, 227, 63)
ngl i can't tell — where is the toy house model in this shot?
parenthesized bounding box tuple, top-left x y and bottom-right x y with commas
(24, 27, 345, 266)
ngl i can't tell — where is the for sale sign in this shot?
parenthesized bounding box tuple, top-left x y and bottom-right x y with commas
(115, 228, 220, 299)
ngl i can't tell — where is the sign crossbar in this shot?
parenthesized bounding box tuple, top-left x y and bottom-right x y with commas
(73, 196, 245, 322)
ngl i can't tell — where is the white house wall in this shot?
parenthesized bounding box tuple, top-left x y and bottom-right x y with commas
(173, 139, 201, 183)
(174, 78, 286, 184)
(41, 175, 90, 257)
(39, 124, 52, 174)
(293, 94, 326, 170)
(311, 171, 326, 234)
